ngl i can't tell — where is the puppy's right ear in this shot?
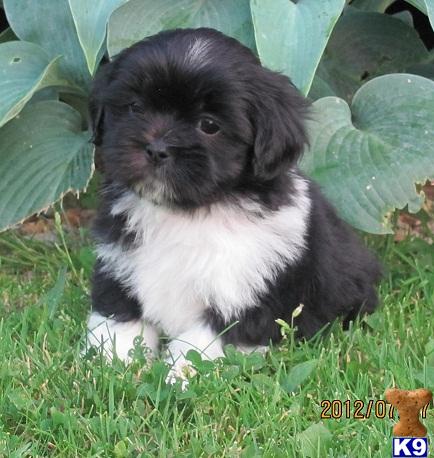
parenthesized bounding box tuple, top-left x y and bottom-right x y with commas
(89, 64, 111, 146)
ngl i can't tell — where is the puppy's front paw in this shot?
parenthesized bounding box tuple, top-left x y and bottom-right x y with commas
(165, 355, 197, 389)
(85, 313, 159, 363)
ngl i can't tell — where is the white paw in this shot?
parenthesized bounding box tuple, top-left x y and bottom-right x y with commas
(85, 312, 159, 362)
(164, 323, 224, 388)
(165, 355, 197, 389)
(237, 344, 269, 355)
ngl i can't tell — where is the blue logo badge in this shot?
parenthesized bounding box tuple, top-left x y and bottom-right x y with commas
(392, 437, 428, 457)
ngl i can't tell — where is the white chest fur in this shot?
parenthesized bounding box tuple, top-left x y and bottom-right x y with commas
(96, 177, 311, 336)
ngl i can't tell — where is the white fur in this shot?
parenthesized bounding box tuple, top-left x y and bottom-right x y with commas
(86, 312, 159, 361)
(185, 38, 212, 67)
(95, 175, 311, 339)
(166, 322, 225, 363)
(165, 321, 224, 385)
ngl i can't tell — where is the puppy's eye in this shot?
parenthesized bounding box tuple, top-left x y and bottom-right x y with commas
(198, 118, 220, 135)
(129, 101, 144, 114)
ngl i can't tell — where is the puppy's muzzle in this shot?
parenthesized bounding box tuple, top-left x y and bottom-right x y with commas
(145, 139, 169, 163)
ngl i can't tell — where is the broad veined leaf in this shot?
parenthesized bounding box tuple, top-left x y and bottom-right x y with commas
(393, 10, 415, 26)
(350, 0, 395, 12)
(406, 51, 434, 80)
(250, 0, 345, 95)
(68, 0, 128, 74)
(297, 423, 332, 458)
(0, 41, 67, 128)
(281, 360, 318, 393)
(406, 0, 434, 29)
(0, 27, 16, 43)
(308, 60, 351, 101)
(302, 74, 434, 234)
(4, 0, 90, 90)
(309, 9, 430, 101)
(107, 0, 255, 58)
(28, 87, 59, 104)
(0, 101, 94, 230)
(406, 0, 427, 10)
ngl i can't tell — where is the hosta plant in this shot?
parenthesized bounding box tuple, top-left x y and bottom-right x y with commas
(0, 0, 433, 234)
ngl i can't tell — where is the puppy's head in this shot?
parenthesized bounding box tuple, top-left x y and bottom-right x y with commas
(90, 28, 309, 208)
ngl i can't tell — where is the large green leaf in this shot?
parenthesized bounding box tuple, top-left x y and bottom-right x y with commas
(68, 0, 128, 74)
(309, 9, 430, 101)
(302, 74, 434, 234)
(296, 423, 332, 458)
(407, 0, 427, 10)
(0, 101, 94, 230)
(107, 0, 255, 58)
(406, 51, 434, 80)
(0, 41, 67, 128)
(406, 0, 434, 29)
(393, 10, 415, 27)
(4, 0, 90, 90)
(0, 27, 17, 43)
(350, 0, 395, 11)
(281, 360, 318, 393)
(250, 0, 345, 95)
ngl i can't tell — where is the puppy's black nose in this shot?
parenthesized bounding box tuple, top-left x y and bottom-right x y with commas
(145, 140, 169, 162)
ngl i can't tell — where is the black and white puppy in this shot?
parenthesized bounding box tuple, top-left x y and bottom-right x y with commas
(87, 28, 381, 377)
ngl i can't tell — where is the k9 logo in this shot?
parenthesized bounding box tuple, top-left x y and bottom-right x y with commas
(392, 438, 428, 457)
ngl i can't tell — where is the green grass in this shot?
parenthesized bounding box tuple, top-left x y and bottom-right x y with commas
(0, 227, 433, 457)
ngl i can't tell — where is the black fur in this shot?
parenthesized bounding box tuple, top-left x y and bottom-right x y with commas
(90, 27, 381, 346)
(92, 260, 142, 322)
(89, 28, 309, 210)
(207, 183, 380, 345)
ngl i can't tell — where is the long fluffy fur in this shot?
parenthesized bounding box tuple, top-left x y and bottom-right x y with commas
(86, 28, 381, 367)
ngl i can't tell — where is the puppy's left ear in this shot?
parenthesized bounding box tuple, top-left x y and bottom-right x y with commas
(248, 68, 310, 180)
